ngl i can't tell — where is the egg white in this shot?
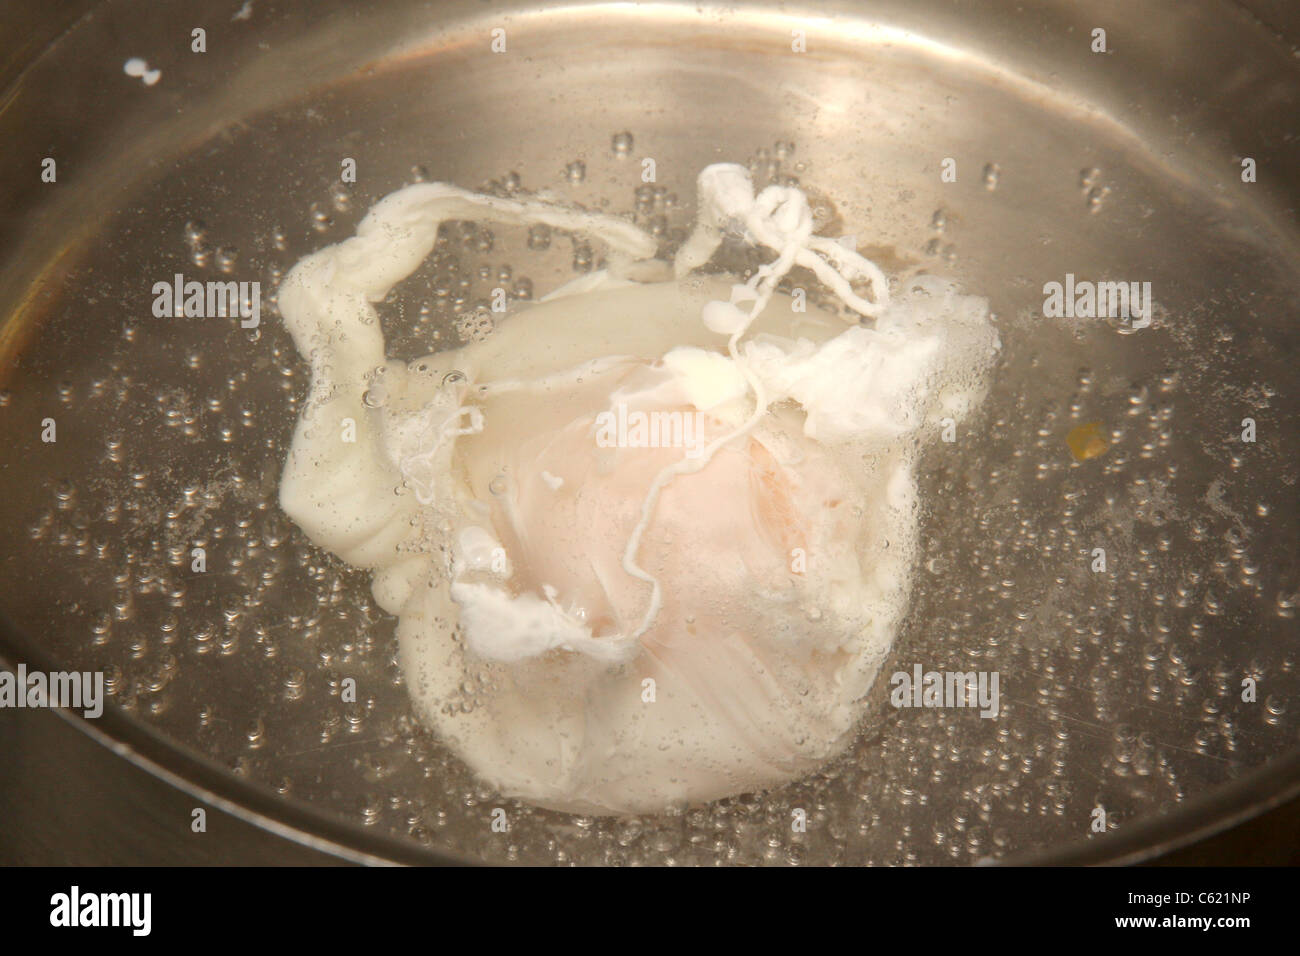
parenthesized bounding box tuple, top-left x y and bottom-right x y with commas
(277, 166, 999, 814)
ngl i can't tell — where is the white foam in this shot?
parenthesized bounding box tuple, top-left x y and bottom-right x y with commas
(450, 579, 633, 663)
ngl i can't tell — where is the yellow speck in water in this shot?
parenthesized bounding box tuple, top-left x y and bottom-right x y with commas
(1066, 422, 1109, 461)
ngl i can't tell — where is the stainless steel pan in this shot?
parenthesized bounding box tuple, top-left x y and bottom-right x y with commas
(1, 0, 1297, 865)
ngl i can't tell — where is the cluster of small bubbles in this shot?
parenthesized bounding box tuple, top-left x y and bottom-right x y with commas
(90, 610, 113, 645)
(209, 246, 236, 274)
(183, 221, 209, 267)
(459, 222, 494, 254)
(1277, 589, 1298, 619)
(634, 183, 656, 215)
(309, 201, 333, 232)
(1087, 190, 1111, 216)
(454, 308, 495, 343)
(184, 219, 207, 248)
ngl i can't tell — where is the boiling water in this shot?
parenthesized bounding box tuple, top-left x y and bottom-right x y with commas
(1, 1, 1297, 863)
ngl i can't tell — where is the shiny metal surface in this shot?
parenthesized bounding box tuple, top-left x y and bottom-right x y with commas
(1, 0, 1298, 864)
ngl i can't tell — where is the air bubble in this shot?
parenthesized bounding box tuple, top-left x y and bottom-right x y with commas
(527, 223, 552, 250)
